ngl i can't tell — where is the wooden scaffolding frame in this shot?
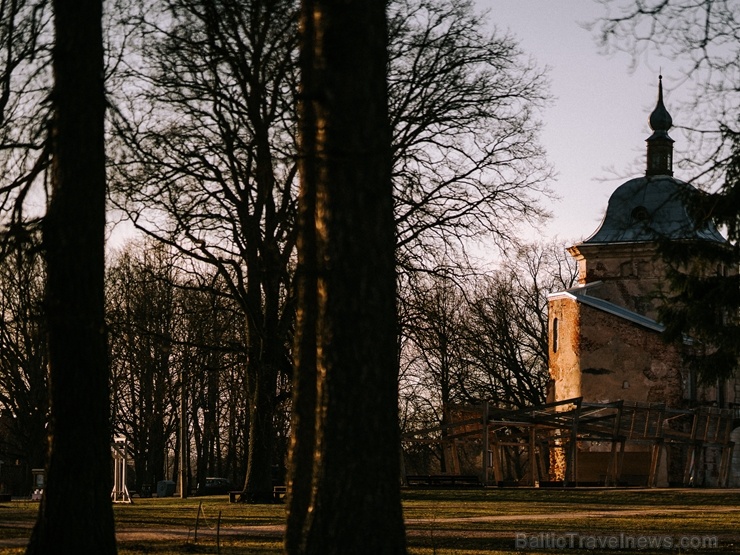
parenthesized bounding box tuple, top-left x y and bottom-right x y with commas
(402, 398, 738, 487)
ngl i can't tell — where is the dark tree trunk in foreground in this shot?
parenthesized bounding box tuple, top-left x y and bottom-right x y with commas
(285, 1, 407, 554)
(26, 1, 116, 553)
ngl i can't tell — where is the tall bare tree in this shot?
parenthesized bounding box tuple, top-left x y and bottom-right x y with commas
(0, 232, 47, 493)
(110, 0, 299, 502)
(26, 0, 116, 552)
(285, 0, 406, 553)
(107, 242, 179, 492)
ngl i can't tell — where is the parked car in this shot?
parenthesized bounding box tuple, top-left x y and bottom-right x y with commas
(197, 477, 235, 496)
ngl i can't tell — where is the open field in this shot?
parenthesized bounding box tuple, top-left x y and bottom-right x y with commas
(0, 488, 738, 554)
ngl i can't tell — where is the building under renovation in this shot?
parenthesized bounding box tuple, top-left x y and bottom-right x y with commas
(403, 78, 740, 488)
(547, 77, 740, 486)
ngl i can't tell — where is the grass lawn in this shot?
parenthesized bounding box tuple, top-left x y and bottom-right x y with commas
(0, 488, 738, 554)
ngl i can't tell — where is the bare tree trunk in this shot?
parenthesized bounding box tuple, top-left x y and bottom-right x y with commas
(284, 41, 319, 548)
(285, 1, 407, 553)
(242, 359, 278, 502)
(25, 0, 116, 553)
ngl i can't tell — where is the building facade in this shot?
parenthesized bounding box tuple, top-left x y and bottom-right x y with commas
(548, 78, 740, 486)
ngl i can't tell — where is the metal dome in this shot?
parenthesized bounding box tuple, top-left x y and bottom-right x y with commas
(582, 175, 726, 244)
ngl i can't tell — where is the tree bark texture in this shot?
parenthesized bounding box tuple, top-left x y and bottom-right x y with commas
(25, 0, 116, 553)
(285, 1, 407, 553)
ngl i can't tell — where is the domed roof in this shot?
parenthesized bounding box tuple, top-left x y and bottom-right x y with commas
(582, 175, 725, 244)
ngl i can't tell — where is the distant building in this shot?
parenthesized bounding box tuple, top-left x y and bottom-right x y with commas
(548, 77, 740, 486)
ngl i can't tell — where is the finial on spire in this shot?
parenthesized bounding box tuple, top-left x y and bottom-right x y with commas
(646, 75, 674, 176)
(649, 75, 672, 132)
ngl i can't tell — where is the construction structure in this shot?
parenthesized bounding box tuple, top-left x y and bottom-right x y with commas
(545, 77, 740, 486)
(403, 80, 740, 489)
(111, 435, 132, 503)
(403, 398, 738, 487)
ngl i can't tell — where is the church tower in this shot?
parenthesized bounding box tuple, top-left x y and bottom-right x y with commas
(547, 78, 739, 486)
(563, 76, 725, 322)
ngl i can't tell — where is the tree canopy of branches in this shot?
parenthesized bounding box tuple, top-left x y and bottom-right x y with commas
(111, 0, 299, 502)
(594, 0, 740, 381)
(110, 0, 551, 503)
(399, 242, 576, 447)
(389, 0, 552, 274)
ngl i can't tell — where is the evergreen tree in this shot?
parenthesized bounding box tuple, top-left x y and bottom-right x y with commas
(658, 138, 740, 382)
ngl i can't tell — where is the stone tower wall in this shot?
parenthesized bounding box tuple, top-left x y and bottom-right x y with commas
(568, 243, 670, 321)
(548, 296, 684, 407)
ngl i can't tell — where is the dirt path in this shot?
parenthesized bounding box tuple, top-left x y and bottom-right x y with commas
(405, 505, 740, 524)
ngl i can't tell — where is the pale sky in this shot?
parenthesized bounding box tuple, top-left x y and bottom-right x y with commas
(485, 0, 684, 246)
(110, 1, 685, 255)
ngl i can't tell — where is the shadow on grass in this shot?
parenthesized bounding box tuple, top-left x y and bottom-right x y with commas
(1, 489, 739, 554)
(118, 538, 284, 555)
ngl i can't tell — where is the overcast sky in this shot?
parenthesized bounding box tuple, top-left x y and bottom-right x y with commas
(485, 1, 684, 247)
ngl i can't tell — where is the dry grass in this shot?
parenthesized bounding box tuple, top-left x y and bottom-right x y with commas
(0, 488, 738, 554)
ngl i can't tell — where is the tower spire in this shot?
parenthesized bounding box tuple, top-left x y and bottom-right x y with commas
(646, 75, 674, 176)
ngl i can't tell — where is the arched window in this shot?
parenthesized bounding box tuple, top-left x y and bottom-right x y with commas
(552, 317, 559, 353)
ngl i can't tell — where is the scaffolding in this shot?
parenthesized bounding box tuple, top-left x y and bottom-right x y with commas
(402, 398, 738, 488)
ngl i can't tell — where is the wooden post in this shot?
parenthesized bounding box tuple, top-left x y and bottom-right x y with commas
(529, 426, 537, 486)
(725, 443, 735, 487)
(648, 439, 663, 488)
(719, 443, 734, 488)
(648, 407, 665, 487)
(537, 438, 548, 485)
(194, 500, 202, 542)
(491, 439, 503, 485)
(684, 443, 697, 486)
(180, 367, 188, 499)
(606, 402, 624, 486)
(616, 440, 626, 485)
(217, 510, 222, 555)
(683, 411, 700, 486)
(450, 438, 461, 474)
(481, 401, 489, 485)
(567, 399, 581, 485)
(606, 440, 618, 487)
